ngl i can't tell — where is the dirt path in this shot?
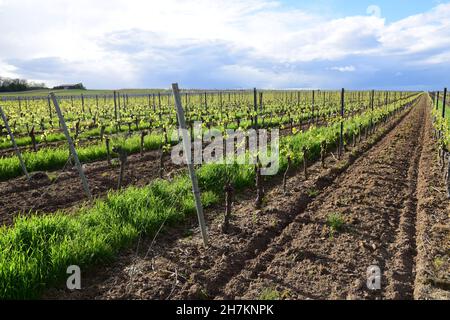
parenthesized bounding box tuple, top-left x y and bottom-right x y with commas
(414, 98, 450, 300)
(229, 95, 428, 300)
(43, 97, 425, 300)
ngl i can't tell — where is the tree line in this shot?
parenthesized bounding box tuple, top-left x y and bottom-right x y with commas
(0, 77, 47, 92)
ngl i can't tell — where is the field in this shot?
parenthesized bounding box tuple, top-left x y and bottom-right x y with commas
(0, 88, 448, 300)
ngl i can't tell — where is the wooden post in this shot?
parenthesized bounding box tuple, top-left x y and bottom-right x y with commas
(50, 93, 92, 201)
(259, 91, 263, 112)
(158, 92, 162, 121)
(81, 94, 85, 114)
(172, 83, 208, 247)
(47, 96, 53, 120)
(339, 88, 345, 159)
(0, 106, 30, 181)
(442, 88, 447, 119)
(436, 91, 440, 110)
(113, 91, 118, 121)
(219, 91, 223, 120)
(117, 92, 121, 111)
(253, 88, 258, 130)
(370, 89, 374, 130)
(152, 93, 156, 113)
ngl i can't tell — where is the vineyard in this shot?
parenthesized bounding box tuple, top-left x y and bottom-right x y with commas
(0, 88, 448, 300)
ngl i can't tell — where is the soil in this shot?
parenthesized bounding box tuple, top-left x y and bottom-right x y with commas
(42, 96, 448, 300)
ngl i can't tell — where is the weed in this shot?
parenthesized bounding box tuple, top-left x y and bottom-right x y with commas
(434, 256, 444, 270)
(327, 213, 345, 238)
(259, 288, 280, 300)
(307, 188, 319, 198)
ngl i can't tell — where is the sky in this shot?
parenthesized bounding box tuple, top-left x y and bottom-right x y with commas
(0, 0, 450, 90)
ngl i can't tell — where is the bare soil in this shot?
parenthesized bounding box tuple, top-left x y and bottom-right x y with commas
(42, 97, 446, 300)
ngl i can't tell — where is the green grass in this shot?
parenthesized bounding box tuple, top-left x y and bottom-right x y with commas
(327, 213, 345, 236)
(0, 133, 165, 180)
(259, 288, 281, 300)
(0, 160, 258, 299)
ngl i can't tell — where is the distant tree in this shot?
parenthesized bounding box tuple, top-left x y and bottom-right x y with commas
(52, 83, 86, 90)
(0, 76, 48, 92)
(74, 83, 86, 90)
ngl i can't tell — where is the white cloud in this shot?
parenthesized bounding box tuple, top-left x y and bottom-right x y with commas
(379, 3, 450, 55)
(0, 59, 18, 78)
(218, 64, 323, 88)
(0, 0, 449, 88)
(331, 66, 356, 72)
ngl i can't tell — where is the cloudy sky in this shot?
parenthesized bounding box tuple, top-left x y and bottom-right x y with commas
(1, 0, 449, 90)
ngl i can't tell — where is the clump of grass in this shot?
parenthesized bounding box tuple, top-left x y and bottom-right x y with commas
(259, 288, 280, 300)
(307, 188, 319, 198)
(47, 172, 58, 183)
(433, 256, 444, 270)
(327, 213, 345, 238)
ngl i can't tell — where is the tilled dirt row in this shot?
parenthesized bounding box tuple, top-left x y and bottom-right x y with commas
(414, 99, 450, 299)
(43, 99, 418, 300)
(231, 95, 428, 300)
(0, 150, 181, 225)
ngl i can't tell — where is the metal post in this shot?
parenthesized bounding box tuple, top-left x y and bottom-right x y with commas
(0, 106, 30, 181)
(171, 83, 208, 247)
(50, 93, 93, 201)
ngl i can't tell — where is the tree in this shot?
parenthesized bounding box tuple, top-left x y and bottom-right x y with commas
(0, 76, 47, 92)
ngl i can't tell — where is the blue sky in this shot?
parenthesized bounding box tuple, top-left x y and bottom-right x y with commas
(282, 0, 441, 21)
(1, 0, 450, 90)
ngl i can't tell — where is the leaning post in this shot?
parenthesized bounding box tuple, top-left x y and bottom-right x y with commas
(171, 83, 208, 247)
(50, 93, 93, 201)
